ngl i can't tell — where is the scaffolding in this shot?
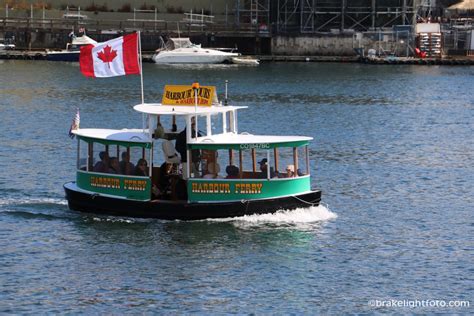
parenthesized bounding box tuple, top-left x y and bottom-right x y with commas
(235, 0, 271, 31)
(277, 0, 419, 33)
(236, 0, 422, 34)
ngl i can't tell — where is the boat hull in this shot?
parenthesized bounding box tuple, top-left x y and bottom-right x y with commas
(153, 50, 239, 64)
(64, 182, 321, 220)
(46, 51, 79, 62)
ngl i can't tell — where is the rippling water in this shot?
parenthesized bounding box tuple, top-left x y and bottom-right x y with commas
(0, 60, 473, 313)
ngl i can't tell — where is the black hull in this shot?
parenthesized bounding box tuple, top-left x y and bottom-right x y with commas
(46, 52, 79, 62)
(64, 182, 321, 220)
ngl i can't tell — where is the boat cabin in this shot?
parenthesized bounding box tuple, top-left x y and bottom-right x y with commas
(72, 84, 313, 203)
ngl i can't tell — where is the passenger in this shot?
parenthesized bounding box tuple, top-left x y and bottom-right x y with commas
(162, 140, 180, 165)
(108, 157, 121, 174)
(175, 117, 201, 178)
(203, 162, 223, 179)
(296, 168, 304, 176)
(284, 164, 295, 178)
(134, 158, 149, 177)
(153, 120, 165, 139)
(120, 152, 135, 175)
(258, 158, 276, 178)
(225, 165, 240, 179)
(93, 151, 109, 173)
(159, 161, 173, 193)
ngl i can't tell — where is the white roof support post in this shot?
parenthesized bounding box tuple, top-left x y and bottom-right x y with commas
(222, 112, 227, 134)
(186, 115, 192, 179)
(306, 145, 310, 175)
(76, 138, 80, 170)
(266, 150, 270, 179)
(147, 114, 152, 138)
(186, 115, 192, 143)
(149, 147, 153, 176)
(206, 114, 212, 136)
(233, 110, 238, 134)
(194, 115, 199, 141)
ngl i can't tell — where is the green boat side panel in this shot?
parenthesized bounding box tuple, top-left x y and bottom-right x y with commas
(187, 176, 311, 202)
(77, 171, 151, 201)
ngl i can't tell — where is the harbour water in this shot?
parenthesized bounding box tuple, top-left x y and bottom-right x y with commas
(0, 60, 473, 313)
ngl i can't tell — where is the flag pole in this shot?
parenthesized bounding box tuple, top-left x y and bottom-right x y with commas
(138, 31, 146, 133)
(138, 30, 144, 105)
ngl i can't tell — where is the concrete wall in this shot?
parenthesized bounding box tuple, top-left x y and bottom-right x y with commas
(272, 35, 358, 56)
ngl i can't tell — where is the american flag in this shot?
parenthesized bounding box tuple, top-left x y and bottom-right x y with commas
(68, 109, 80, 139)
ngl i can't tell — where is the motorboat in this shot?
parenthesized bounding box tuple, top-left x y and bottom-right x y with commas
(64, 83, 322, 220)
(46, 34, 97, 62)
(0, 38, 15, 50)
(152, 38, 239, 64)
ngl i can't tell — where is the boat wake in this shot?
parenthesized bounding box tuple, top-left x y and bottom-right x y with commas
(0, 197, 67, 207)
(0, 196, 71, 219)
(206, 204, 337, 227)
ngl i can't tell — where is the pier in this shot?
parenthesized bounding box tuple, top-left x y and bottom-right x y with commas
(2, 49, 474, 65)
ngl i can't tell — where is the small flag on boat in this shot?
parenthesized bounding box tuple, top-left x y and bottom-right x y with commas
(79, 32, 140, 78)
(68, 109, 80, 139)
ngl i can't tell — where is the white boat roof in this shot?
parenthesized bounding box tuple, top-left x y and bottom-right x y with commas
(134, 103, 247, 116)
(72, 35, 97, 46)
(169, 38, 193, 48)
(73, 128, 151, 143)
(190, 133, 312, 145)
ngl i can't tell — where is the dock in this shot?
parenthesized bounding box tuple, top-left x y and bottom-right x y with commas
(2, 50, 474, 65)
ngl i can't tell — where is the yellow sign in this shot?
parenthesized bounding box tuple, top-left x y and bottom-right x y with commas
(162, 85, 216, 106)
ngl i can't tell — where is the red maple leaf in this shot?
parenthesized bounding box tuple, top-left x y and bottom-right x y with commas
(97, 45, 117, 68)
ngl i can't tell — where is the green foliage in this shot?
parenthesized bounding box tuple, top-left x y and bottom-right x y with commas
(166, 6, 184, 14)
(118, 3, 131, 12)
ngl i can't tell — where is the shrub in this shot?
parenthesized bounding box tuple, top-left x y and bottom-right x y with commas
(166, 6, 184, 14)
(118, 3, 131, 12)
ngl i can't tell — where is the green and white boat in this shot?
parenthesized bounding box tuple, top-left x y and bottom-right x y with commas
(64, 83, 322, 220)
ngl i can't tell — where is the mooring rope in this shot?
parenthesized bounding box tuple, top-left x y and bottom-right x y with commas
(291, 195, 319, 206)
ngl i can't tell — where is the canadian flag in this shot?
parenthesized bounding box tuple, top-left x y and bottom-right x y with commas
(80, 33, 140, 78)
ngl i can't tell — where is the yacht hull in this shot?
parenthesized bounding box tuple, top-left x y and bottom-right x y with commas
(153, 51, 239, 64)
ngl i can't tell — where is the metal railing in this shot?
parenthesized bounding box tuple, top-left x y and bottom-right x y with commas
(0, 17, 269, 35)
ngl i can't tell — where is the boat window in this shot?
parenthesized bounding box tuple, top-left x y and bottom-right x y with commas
(187, 149, 236, 179)
(78, 139, 89, 170)
(298, 146, 310, 176)
(184, 144, 310, 180)
(195, 115, 206, 137)
(78, 140, 150, 176)
(212, 113, 224, 135)
(277, 147, 295, 177)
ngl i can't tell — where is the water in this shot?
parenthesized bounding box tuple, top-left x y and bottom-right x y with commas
(0, 60, 473, 313)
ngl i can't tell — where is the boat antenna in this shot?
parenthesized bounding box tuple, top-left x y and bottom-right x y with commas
(224, 80, 228, 106)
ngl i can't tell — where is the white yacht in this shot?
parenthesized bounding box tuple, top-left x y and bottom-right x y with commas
(152, 38, 239, 64)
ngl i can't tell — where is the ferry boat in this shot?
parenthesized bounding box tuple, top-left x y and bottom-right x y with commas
(64, 84, 321, 220)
